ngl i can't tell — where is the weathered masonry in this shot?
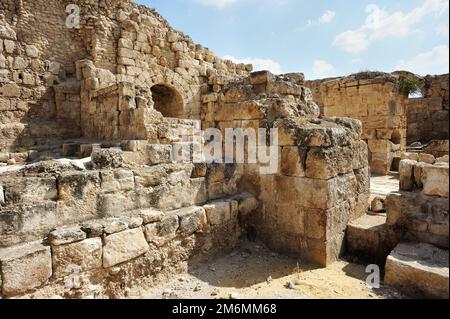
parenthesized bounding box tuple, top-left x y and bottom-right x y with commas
(0, 0, 448, 299)
(306, 72, 449, 175)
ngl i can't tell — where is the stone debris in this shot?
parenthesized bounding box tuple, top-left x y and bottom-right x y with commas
(0, 0, 447, 300)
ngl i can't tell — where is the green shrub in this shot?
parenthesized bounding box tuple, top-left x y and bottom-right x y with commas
(399, 78, 421, 96)
(15, 147, 28, 153)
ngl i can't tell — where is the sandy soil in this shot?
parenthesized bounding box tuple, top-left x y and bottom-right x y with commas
(132, 241, 403, 299)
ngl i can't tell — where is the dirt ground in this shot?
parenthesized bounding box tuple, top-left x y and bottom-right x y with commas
(132, 241, 403, 299)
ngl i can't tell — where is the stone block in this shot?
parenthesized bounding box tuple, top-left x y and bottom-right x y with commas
(306, 146, 352, 179)
(49, 226, 86, 246)
(385, 243, 449, 299)
(422, 164, 449, 197)
(175, 206, 207, 235)
(281, 146, 306, 177)
(418, 153, 435, 164)
(203, 200, 231, 226)
(144, 214, 179, 245)
(0, 242, 52, 296)
(347, 214, 390, 263)
(52, 238, 102, 277)
(139, 209, 164, 224)
(147, 144, 172, 165)
(399, 159, 416, 191)
(92, 148, 124, 169)
(103, 228, 149, 268)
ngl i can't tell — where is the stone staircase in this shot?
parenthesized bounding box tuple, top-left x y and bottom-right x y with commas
(346, 161, 449, 299)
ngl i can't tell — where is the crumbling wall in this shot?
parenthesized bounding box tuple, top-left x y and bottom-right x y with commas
(1, 0, 251, 153)
(201, 71, 370, 266)
(306, 73, 408, 175)
(406, 74, 449, 144)
(0, 0, 90, 154)
(0, 148, 256, 298)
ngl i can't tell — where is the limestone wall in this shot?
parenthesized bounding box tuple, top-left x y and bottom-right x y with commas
(0, 149, 257, 297)
(0, 0, 251, 153)
(201, 71, 370, 266)
(385, 157, 449, 250)
(406, 74, 449, 144)
(306, 73, 408, 175)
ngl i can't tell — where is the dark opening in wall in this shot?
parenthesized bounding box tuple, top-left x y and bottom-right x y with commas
(150, 84, 184, 118)
(391, 130, 402, 145)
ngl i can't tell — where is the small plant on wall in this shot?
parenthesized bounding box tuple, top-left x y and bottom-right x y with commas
(399, 78, 421, 97)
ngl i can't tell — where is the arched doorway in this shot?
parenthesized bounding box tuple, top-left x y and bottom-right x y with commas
(150, 84, 184, 118)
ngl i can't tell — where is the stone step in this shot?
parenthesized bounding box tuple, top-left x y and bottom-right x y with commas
(385, 242, 449, 299)
(346, 213, 394, 264)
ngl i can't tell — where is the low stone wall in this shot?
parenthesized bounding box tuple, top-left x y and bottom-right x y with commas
(406, 74, 449, 144)
(385, 158, 449, 250)
(0, 199, 256, 298)
(0, 148, 259, 297)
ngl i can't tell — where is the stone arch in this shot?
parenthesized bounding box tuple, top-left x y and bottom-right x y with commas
(150, 84, 185, 118)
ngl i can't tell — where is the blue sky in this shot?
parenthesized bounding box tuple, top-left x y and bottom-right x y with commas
(136, 0, 449, 79)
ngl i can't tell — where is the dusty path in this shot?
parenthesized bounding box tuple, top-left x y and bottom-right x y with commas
(133, 241, 403, 299)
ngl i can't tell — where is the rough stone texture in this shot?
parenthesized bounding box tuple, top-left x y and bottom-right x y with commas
(370, 197, 385, 213)
(385, 192, 449, 249)
(422, 164, 449, 198)
(306, 72, 408, 175)
(0, 241, 52, 296)
(406, 74, 449, 144)
(399, 159, 417, 191)
(0, 0, 424, 298)
(52, 238, 102, 277)
(48, 226, 86, 246)
(103, 228, 150, 268)
(385, 243, 449, 299)
(347, 214, 391, 264)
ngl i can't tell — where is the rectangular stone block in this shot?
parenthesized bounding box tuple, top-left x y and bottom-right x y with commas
(103, 228, 149, 268)
(147, 144, 172, 165)
(399, 159, 417, 191)
(52, 238, 102, 277)
(422, 164, 449, 198)
(0, 241, 52, 296)
(203, 200, 231, 226)
(306, 146, 352, 179)
(174, 206, 207, 235)
(275, 173, 356, 210)
(281, 146, 306, 177)
(385, 243, 449, 299)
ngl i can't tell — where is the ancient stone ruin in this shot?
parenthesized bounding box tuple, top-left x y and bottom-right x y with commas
(0, 0, 448, 299)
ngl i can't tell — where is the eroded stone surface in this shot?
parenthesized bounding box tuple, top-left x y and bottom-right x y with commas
(103, 228, 150, 268)
(385, 243, 449, 299)
(0, 241, 52, 296)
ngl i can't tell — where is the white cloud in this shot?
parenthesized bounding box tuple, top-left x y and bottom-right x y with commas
(312, 60, 335, 78)
(334, 0, 449, 54)
(436, 22, 449, 36)
(193, 0, 238, 9)
(223, 55, 282, 74)
(396, 45, 449, 75)
(334, 29, 369, 54)
(304, 10, 336, 28)
(319, 10, 336, 24)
